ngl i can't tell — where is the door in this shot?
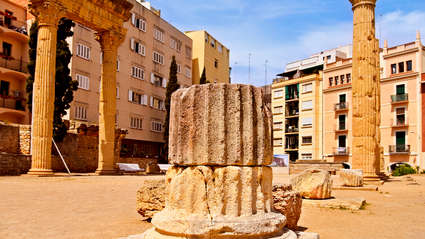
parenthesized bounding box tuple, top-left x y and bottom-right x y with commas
(0, 81, 10, 96)
(339, 94, 346, 103)
(338, 135, 347, 148)
(395, 131, 406, 152)
(396, 84, 405, 95)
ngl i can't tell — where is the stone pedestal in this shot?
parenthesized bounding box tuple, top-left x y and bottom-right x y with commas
(144, 84, 294, 239)
(349, 0, 381, 178)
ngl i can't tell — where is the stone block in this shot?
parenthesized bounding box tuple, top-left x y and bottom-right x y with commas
(136, 179, 166, 219)
(339, 169, 363, 187)
(273, 184, 302, 230)
(168, 84, 272, 166)
(291, 169, 332, 199)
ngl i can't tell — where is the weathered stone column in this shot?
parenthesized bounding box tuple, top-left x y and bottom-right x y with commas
(95, 31, 124, 175)
(349, 0, 381, 178)
(28, 2, 63, 175)
(143, 84, 296, 239)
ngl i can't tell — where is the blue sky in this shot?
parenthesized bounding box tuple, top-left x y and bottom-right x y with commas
(151, 0, 425, 86)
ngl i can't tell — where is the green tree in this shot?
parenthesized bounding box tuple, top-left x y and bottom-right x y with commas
(199, 67, 208, 84)
(163, 56, 180, 160)
(26, 19, 78, 142)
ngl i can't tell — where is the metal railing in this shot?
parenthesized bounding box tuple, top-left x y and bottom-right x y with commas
(0, 58, 28, 73)
(286, 126, 299, 133)
(0, 19, 28, 35)
(333, 147, 349, 156)
(394, 118, 407, 127)
(389, 145, 410, 154)
(285, 110, 299, 117)
(391, 94, 408, 103)
(0, 96, 26, 111)
(335, 102, 348, 111)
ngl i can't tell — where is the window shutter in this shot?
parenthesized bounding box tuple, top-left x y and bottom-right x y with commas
(162, 78, 167, 88)
(138, 44, 142, 55)
(130, 38, 135, 50)
(128, 90, 133, 102)
(131, 13, 136, 25)
(143, 95, 148, 105)
(151, 73, 155, 84)
(150, 96, 154, 107)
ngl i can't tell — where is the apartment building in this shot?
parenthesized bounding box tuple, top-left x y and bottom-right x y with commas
(0, 0, 30, 124)
(185, 30, 230, 84)
(323, 33, 425, 171)
(272, 46, 351, 162)
(64, 0, 193, 159)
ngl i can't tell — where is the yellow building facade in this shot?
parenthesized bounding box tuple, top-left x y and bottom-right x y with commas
(185, 30, 230, 84)
(0, 0, 30, 124)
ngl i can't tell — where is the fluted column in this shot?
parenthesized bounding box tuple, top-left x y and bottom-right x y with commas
(95, 31, 124, 175)
(28, 2, 63, 175)
(349, 0, 381, 178)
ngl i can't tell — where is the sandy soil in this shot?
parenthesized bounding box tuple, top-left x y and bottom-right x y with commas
(1, 171, 425, 239)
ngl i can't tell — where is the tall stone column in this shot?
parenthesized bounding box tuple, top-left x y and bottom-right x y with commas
(349, 0, 381, 178)
(28, 2, 63, 175)
(143, 84, 297, 239)
(95, 31, 123, 175)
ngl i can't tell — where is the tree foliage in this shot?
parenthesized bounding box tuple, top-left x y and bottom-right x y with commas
(26, 18, 78, 142)
(163, 56, 180, 158)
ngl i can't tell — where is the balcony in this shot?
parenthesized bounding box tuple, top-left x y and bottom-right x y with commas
(0, 57, 29, 74)
(389, 145, 410, 155)
(392, 118, 408, 128)
(391, 94, 408, 104)
(286, 95, 299, 102)
(0, 95, 26, 111)
(335, 125, 348, 133)
(285, 110, 299, 118)
(335, 102, 349, 111)
(333, 147, 349, 156)
(285, 126, 299, 134)
(0, 18, 28, 35)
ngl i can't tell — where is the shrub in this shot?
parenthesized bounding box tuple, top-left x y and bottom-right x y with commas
(392, 165, 417, 177)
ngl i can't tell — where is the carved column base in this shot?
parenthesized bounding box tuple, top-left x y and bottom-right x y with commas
(27, 168, 54, 176)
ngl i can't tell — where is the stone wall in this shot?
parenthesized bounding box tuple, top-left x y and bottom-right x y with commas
(0, 153, 31, 176)
(0, 122, 31, 155)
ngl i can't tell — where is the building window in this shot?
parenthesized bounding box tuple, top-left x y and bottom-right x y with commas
(302, 83, 313, 93)
(0, 80, 10, 96)
(128, 90, 147, 105)
(76, 43, 90, 60)
(398, 62, 405, 73)
(338, 114, 346, 130)
(130, 116, 143, 130)
(302, 136, 312, 145)
(177, 64, 182, 73)
(214, 59, 219, 68)
(302, 100, 313, 111)
(301, 153, 312, 160)
(75, 105, 88, 120)
(211, 39, 215, 48)
(151, 121, 163, 132)
(153, 51, 164, 65)
(346, 74, 351, 83)
(334, 76, 339, 85)
(185, 46, 192, 58)
(339, 94, 346, 103)
(301, 117, 313, 127)
(205, 34, 209, 43)
(154, 28, 164, 42)
(151, 73, 166, 87)
(396, 84, 405, 95)
(131, 66, 145, 80)
(185, 66, 191, 78)
(170, 37, 182, 51)
(116, 86, 120, 98)
(340, 75, 345, 84)
(131, 13, 146, 32)
(150, 96, 165, 110)
(329, 77, 333, 86)
(273, 106, 283, 114)
(391, 64, 397, 74)
(274, 90, 283, 98)
(273, 138, 283, 146)
(2, 42, 12, 57)
(338, 135, 347, 148)
(406, 60, 413, 72)
(218, 44, 223, 53)
(76, 74, 89, 90)
(130, 38, 146, 56)
(395, 107, 406, 126)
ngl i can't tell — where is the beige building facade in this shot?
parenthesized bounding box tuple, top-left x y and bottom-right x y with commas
(0, 0, 30, 124)
(65, 0, 193, 159)
(323, 34, 425, 171)
(185, 30, 230, 84)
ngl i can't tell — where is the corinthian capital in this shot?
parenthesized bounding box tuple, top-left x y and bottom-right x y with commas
(29, 0, 65, 26)
(95, 30, 126, 52)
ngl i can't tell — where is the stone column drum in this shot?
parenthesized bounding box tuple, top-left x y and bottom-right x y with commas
(349, 0, 381, 178)
(143, 84, 296, 239)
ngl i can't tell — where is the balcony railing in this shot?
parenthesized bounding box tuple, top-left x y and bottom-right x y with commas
(0, 57, 28, 73)
(335, 102, 349, 111)
(285, 144, 298, 150)
(333, 147, 349, 156)
(391, 94, 408, 103)
(389, 145, 410, 154)
(0, 95, 26, 111)
(286, 126, 299, 133)
(0, 19, 28, 35)
(393, 118, 408, 127)
(285, 110, 299, 117)
(336, 124, 347, 132)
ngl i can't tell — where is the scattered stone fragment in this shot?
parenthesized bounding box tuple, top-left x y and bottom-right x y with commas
(339, 169, 363, 187)
(303, 198, 366, 211)
(291, 169, 333, 199)
(136, 179, 165, 219)
(296, 231, 320, 239)
(273, 184, 302, 230)
(146, 163, 161, 174)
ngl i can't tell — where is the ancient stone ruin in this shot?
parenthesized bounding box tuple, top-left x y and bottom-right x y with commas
(142, 84, 297, 238)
